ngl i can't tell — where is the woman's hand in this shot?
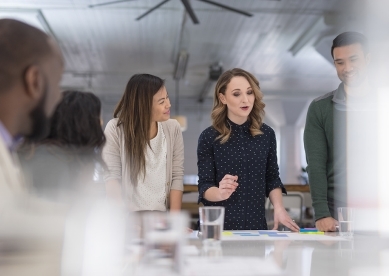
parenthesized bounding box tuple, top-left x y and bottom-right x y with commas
(218, 174, 239, 201)
(272, 207, 300, 232)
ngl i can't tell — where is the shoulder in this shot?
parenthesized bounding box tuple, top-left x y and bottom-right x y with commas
(306, 91, 335, 118)
(18, 144, 50, 158)
(306, 91, 336, 120)
(161, 119, 181, 130)
(198, 126, 220, 145)
(19, 144, 69, 164)
(161, 119, 182, 139)
(105, 118, 119, 130)
(310, 91, 335, 107)
(199, 126, 219, 142)
(259, 123, 276, 139)
(260, 123, 274, 134)
(104, 118, 121, 134)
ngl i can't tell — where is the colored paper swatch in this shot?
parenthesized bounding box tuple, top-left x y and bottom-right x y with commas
(258, 231, 277, 234)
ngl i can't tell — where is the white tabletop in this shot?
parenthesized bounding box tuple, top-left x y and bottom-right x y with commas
(124, 230, 389, 275)
(185, 230, 389, 276)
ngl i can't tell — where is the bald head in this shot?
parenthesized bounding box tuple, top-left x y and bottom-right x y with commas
(0, 18, 64, 140)
(0, 18, 61, 93)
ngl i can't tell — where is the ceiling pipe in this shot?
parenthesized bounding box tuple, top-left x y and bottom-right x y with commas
(288, 16, 326, 56)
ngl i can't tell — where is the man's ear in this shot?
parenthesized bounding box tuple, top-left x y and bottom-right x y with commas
(219, 93, 227, 104)
(23, 65, 43, 100)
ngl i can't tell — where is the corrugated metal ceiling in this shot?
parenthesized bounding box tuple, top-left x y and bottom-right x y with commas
(0, 0, 362, 98)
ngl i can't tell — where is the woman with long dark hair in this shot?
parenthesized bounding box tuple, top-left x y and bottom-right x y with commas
(102, 74, 184, 211)
(197, 68, 299, 231)
(18, 90, 106, 201)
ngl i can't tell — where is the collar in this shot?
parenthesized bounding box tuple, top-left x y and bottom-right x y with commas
(332, 83, 347, 106)
(0, 121, 23, 152)
(332, 82, 377, 111)
(0, 121, 14, 151)
(226, 117, 250, 131)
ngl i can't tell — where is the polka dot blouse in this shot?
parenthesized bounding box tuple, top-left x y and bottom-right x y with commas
(197, 118, 286, 230)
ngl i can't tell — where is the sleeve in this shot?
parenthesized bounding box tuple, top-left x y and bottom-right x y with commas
(303, 101, 331, 220)
(265, 128, 286, 197)
(197, 130, 217, 204)
(170, 121, 184, 191)
(102, 120, 122, 183)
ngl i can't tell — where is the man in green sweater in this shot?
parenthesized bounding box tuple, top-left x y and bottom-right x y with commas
(304, 32, 371, 232)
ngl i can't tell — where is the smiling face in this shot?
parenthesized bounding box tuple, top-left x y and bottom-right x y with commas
(219, 76, 255, 125)
(333, 43, 370, 88)
(151, 86, 171, 122)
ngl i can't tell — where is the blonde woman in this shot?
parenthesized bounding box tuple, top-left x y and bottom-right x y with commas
(197, 68, 299, 231)
(103, 74, 184, 212)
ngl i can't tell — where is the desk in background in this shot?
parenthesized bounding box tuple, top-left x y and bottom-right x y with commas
(182, 184, 312, 227)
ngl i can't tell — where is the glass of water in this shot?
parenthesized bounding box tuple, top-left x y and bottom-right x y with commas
(199, 206, 225, 245)
(141, 211, 188, 274)
(337, 207, 354, 238)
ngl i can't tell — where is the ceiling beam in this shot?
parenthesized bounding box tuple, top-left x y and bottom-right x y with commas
(289, 16, 326, 56)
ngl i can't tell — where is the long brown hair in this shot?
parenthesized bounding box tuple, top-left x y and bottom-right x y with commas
(114, 74, 164, 185)
(211, 68, 265, 143)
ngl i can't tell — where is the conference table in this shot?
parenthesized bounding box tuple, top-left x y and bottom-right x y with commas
(125, 230, 389, 276)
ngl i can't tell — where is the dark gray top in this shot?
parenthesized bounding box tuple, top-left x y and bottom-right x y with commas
(18, 144, 104, 202)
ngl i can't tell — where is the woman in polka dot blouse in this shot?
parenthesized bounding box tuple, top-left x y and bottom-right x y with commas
(197, 68, 299, 231)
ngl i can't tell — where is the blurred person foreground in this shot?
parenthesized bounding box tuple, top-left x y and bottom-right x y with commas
(0, 19, 125, 276)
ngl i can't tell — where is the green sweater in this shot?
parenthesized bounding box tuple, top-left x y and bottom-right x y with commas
(304, 84, 347, 221)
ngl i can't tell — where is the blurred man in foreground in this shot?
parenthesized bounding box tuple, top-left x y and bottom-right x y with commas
(0, 18, 65, 275)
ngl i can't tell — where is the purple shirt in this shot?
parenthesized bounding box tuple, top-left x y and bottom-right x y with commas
(0, 121, 23, 152)
(0, 120, 13, 151)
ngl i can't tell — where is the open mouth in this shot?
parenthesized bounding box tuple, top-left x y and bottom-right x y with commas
(164, 110, 170, 115)
(240, 106, 249, 111)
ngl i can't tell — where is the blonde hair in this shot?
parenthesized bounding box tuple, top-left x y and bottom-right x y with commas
(211, 68, 265, 144)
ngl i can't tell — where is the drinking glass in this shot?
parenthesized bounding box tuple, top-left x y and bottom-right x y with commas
(337, 207, 354, 238)
(141, 211, 188, 274)
(199, 206, 225, 245)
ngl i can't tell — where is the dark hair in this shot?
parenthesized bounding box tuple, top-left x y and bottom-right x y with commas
(114, 73, 165, 185)
(19, 91, 106, 197)
(0, 18, 53, 93)
(45, 90, 105, 149)
(19, 90, 106, 178)
(331, 32, 369, 58)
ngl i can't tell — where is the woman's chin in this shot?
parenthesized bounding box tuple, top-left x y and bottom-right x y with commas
(158, 115, 170, 122)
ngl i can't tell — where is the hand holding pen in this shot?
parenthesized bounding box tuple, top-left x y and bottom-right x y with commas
(218, 174, 238, 200)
